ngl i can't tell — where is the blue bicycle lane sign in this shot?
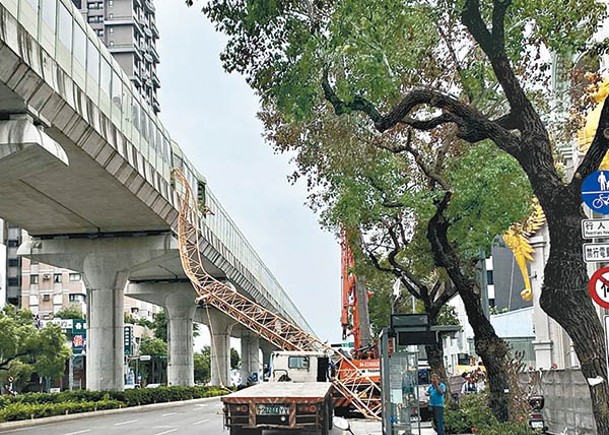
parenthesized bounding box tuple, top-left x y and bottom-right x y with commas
(582, 170, 609, 214)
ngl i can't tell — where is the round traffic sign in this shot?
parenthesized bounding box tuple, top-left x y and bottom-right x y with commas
(588, 266, 609, 309)
(582, 170, 609, 214)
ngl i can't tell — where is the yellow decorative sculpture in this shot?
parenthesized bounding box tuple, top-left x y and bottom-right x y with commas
(503, 199, 546, 301)
(577, 75, 609, 169)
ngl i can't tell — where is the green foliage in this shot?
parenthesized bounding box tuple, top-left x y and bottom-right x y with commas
(0, 308, 70, 387)
(194, 347, 211, 383)
(0, 386, 228, 422)
(204, 0, 606, 123)
(0, 400, 124, 422)
(152, 310, 168, 342)
(230, 348, 241, 370)
(139, 337, 167, 356)
(446, 142, 533, 260)
(54, 306, 84, 320)
(444, 394, 535, 435)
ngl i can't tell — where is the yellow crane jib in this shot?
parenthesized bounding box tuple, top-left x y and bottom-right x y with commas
(171, 168, 383, 419)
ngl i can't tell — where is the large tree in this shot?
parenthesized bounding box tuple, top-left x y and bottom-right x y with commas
(262, 103, 531, 417)
(0, 307, 70, 390)
(199, 0, 609, 429)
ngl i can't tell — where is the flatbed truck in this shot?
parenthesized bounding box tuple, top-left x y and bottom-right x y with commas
(222, 351, 334, 435)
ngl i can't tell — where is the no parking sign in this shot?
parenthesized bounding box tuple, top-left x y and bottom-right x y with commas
(588, 267, 609, 309)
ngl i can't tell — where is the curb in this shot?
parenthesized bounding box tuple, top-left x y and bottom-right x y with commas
(0, 395, 224, 431)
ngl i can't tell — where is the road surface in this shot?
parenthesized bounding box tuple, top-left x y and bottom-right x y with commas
(0, 397, 384, 435)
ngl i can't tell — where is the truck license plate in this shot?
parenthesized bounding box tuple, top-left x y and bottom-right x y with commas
(256, 404, 290, 415)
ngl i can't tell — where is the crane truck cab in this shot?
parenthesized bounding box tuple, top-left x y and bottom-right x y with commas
(222, 350, 334, 435)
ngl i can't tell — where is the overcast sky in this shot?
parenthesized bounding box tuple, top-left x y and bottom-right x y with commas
(154, 1, 343, 345)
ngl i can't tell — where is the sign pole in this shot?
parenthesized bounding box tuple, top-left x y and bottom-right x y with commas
(605, 316, 609, 381)
(68, 355, 74, 391)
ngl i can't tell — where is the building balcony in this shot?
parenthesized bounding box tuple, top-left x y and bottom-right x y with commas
(149, 45, 159, 62)
(109, 43, 143, 60)
(152, 98, 160, 114)
(150, 20, 159, 38)
(144, 0, 155, 13)
(143, 25, 153, 39)
(129, 74, 142, 89)
(105, 15, 137, 26)
(151, 72, 160, 88)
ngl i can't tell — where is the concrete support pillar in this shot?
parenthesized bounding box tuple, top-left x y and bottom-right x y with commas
(19, 234, 176, 391)
(127, 282, 197, 386)
(240, 329, 260, 383)
(260, 339, 276, 379)
(206, 308, 233, 387)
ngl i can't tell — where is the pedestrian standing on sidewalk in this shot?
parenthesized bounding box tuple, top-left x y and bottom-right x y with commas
(427, 373, 446, 435)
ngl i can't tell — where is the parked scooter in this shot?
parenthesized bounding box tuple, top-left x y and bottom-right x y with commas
(527, 394, 548, 433)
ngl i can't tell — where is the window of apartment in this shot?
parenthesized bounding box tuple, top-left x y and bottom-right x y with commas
(42, 294, 51, 302)
(54, 273, 62, 283)
(8, 277, 20, 287)
(109, 41, 114, 47)
(108, 12, 114, 19)
(96, 29, 104, 37)
(8, 258, 20, 267)
(69, 273, 81, 282)
(30, 275, 39, 285)
(69, 294, 85, 303)
(486, 270, 494, 286)
(109, 27, 114, 34)
(7, 240, 19, 247)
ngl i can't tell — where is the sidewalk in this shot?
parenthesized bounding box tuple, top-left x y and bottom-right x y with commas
(348, 419, 441, 435)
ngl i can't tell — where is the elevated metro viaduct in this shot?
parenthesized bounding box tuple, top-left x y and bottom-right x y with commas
(0, 0, 316, 390)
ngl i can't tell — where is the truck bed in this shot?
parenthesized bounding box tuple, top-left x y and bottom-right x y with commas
(222, 382, 333, 404)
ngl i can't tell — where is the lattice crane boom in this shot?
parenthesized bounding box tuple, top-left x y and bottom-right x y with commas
(173, 168, 382, 419)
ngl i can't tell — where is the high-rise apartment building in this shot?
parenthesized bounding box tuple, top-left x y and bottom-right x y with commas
(0, 219, 6, 309)
(6, 224, 22, 306)
(73, 0, 161, 113)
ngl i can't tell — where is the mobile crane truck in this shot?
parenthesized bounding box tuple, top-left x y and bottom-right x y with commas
(221, 350, 334, 435)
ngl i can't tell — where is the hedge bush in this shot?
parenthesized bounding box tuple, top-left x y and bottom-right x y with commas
(0, 386, 227, 423)
(445, 394, 535, 435)
(0, 400, 124, 422)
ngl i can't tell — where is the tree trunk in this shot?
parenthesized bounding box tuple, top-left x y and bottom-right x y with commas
(425, 341, 450, 394)
(537, 195, 609, 434)
(427, 204, 511, 421)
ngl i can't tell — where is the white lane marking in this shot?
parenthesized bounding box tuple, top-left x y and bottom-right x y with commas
(195, 404, 208, 407)
(115, 419, 139, 426)
(162, 412, 177, 416)
(153, 430, 178, 435)
(62, 431, 90, 435)
(193, 419, 209, 425)
(0, 429, 29, 434)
